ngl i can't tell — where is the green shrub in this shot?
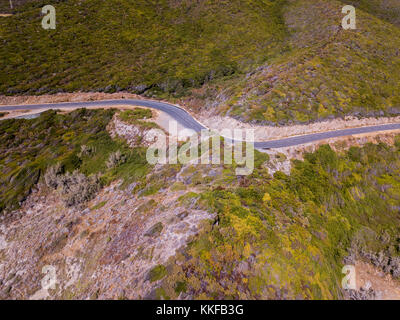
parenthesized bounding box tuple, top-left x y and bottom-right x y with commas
(91, 201, 107, 210)
(145, 222, 163, 238)
(119, 109, 152, 121)
(149, 265, 167, 283)
(160, 138, 400, 299)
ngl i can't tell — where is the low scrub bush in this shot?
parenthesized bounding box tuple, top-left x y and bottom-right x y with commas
(44, 163, 63, 189)
(78, 145, 95, 158)
(45, 164, 100, 207)
(57, 170, 101, 207)
(106, 150, 127, 169)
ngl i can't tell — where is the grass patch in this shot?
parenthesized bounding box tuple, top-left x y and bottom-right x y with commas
(149, 265, 167, 283)
(119, 108, 152, 121)
(91, 201, 107, 211)
(118, 109, 159, 130)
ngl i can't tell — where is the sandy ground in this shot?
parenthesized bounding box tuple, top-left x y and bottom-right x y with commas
(0, 92, 141, 105)
(356, 260, 400, 300)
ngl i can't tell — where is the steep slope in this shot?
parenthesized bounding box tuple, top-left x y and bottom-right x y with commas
(0, 0, 287, 95)
(1, 0, 399, 124)
(185, 0, 400, 124)
(1, 110, 400, 299)
(345, 0, 400, 27)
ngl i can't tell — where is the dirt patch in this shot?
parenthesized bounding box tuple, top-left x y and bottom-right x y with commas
(199, 114, 400, 141)
(354, 260, 400, 300)
(0, 92, 142, 105)
(107, 113, 161, 147)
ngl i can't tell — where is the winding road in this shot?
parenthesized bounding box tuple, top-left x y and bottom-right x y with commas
(1, 98, 400, 149)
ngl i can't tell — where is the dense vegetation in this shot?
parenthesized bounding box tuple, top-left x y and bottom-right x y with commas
(152, 140, 400, 299)
(347, 0, 400, 27)
(186, 0, 400, 124)
(2, 108, 400, 299)
(0, 0, 287, 96)
(1, 0, 399, 124)
(0, 108, 150, 213)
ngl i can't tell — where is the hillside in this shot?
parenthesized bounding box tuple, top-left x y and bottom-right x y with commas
(1, 110, 400, 299)
(0, 0, 287, 96)
(348, 0, 400, 27)
(184, 0, 400, 124)
(1, 0, 399, 124)
(2, 0, 400, 301)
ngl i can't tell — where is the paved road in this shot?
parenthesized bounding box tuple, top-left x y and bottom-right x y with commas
(1, 99, 400, 149)
(0, 99, 206, 132)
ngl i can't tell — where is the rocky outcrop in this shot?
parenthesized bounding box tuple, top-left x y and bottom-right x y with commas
(0, 177, 213, 299)
(107, 114, 161, 148)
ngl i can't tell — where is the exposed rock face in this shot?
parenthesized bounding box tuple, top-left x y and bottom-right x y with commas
(262, 150, 292, 175)
(346, 282, 376, 300)
(0, 180, 213, 300)
(108, 114, 160, 148)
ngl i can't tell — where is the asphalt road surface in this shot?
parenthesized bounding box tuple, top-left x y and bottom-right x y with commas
(1, 99, 400, 149)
